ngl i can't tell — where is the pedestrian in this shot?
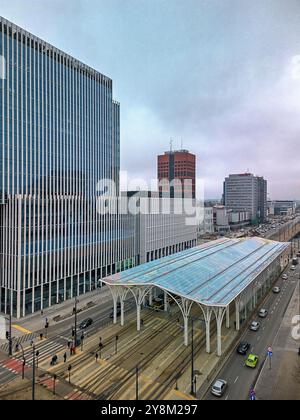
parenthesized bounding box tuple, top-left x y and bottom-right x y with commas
(63, 352, 67, 363)
(67, 341, 71, 349)
(95, 353, 99, 362)
(70, 347, 73, 357)
(141, 319, 144, 326)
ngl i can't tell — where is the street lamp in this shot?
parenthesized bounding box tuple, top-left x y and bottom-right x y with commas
(190, 318, 196, 396)
(136, 365, 139, 401)
(31, 341, 36, 401)
(73, 297, 79, 348)
(53, 374, 57, 395)
(99, 337, 103, 359)
(68, 364, 72, 383)
(81, 333, 85, 351)
(175, 373, 180, 391)
(15, 343, 26, 380)
(5, 304, 13, 357)
(115, 335, 119, 355)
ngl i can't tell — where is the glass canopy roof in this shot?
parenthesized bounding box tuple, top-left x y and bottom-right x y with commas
(103, 237, 290, 307)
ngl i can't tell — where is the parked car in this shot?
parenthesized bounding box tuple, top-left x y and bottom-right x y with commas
(211, 379, 228, 397)
(273, 287, 281, 294)
(245, 354, 259, 369)
(237, 342, 251, 355)
(258, 309, 268, 318)
(291, 266, 296, 271)
(282, 274, 288, 280)
(250, 321, 260, 331)
(79, 318, 93, 329)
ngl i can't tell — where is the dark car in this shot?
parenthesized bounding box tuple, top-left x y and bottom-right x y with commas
(79, 318, 93, 329)
(237, 342, 250, 355)
(110, 308, 121, 318)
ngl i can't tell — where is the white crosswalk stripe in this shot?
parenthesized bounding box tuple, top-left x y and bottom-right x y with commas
(16, 340, 66, 367)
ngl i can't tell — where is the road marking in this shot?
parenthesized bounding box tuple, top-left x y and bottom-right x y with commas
(257, 336, 260, 341)
(234, 376, 239, 384)
(12, 325, 32, 334)
(225, 394, 229, 400)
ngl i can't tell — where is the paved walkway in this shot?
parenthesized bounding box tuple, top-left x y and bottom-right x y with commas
(255, 281, 300, 400)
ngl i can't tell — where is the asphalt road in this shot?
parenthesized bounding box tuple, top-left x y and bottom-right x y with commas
(204, 264, 299, 401)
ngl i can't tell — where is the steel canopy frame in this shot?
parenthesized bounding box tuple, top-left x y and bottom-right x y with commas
(102, 280, 240, 357)
(101, 239, 290, 357)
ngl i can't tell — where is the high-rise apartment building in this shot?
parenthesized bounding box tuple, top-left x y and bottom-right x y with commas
(158, 150, 196, 199)
(224, 173, 267, 223)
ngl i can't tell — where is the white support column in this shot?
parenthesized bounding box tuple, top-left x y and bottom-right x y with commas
(226, 305, 230, 329)
(137, 303, 141, 331)
(214, 307, 226, 357)
(106, 285, 120, 326)
(120, 299, 125, 326)
(184, 315, 189, 346)
(253, 291, 257, 309)
(113, 294, 118, 325)
(181, 298, 194, 347)
(131, 287, 151, 333)
(204, 307, 213, 354)
(164, 291, 168, 312)
(149, 289, 153, 306)
(235, 298, 240, 331)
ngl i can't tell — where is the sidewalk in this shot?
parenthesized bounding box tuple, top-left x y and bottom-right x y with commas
(255, 281, 300, 400)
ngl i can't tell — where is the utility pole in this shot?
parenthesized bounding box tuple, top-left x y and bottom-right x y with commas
(74, 297, 78, 348)
(115, 335, 119, 355)
(53, 374, 57, 395)
(32, 342, 36, 401)
(136, 365, 139, 401)
(6, 304, 13, 357)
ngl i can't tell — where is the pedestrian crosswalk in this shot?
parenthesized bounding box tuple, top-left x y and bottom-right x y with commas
(0, 332, 40, 353)
(15, 339, 67, 368)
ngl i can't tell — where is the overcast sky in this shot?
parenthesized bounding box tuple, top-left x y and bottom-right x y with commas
(1, 0, 300, 199)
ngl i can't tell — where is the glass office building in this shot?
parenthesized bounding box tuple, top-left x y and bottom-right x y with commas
(0, 17, 138, 317)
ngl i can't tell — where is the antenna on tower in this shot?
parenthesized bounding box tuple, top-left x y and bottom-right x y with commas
(181, 138, 183, 151)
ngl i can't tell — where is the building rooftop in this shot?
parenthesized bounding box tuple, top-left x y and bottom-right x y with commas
(103, 237, 289, 307)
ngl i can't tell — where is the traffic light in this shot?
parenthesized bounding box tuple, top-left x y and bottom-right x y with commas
(6, 331, 10, 340)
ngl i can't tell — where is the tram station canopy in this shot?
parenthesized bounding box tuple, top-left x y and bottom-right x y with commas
(104, 237, 289, 308)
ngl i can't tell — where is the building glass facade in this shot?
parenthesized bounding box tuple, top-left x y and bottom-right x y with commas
(0, 17, 137, 317)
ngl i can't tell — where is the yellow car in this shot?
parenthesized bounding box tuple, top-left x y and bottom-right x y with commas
(245, 354, 259, 369)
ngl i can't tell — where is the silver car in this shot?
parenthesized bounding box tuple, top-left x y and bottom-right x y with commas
(211, 379, 228, 397)
(250, 321, 260, 331)
(258, 309, 268, 318)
